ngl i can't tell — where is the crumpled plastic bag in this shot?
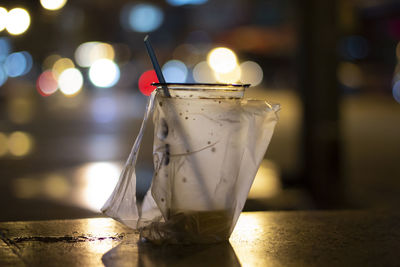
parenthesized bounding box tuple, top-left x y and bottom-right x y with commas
(102, 92, 279, 244)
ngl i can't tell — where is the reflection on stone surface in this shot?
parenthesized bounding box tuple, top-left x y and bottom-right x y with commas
(102, 239, 240, 267)
(1, 212, 400, 266)
(84, 219, 123, 255)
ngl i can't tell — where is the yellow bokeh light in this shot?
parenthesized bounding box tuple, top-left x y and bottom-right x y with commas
(0, 132, 8, 157)
(215, 65, 241, 83)
(58, 68, 83, 96)
(43, 174, 70, 199)
(12, 177, 41, 199)
(338, 62, 363, 88)
(6, 8, 30, 35)
(43, 54, 61, 71)
(40, 0, 67, 11)
(8, 131, 33, 157)
(52, 57, 74, 78)
(248, 159, 281, 199)
(7, 97, 34, 124)
(92, 43, 115, 60)
(207, 47, 238, 74)
(75, 42, 115, 68)
(0, 7, 7, 32)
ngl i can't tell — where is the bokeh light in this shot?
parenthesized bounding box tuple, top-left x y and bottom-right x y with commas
(82, 162, 120, 211)
(37, 70, 58, 96)
(215, 65, 241, 83)
(87, 135, 119, 160)
(240, 61, 263, 86)
(7, 97, 34, 124)
(4, 51, 33, 77)
(248, 160, 281, 199)
(162, 60, 188, 83)
(75, 42, 115, 68)
(20, 51, 33, 75)
(393, 80, 400, 104)
(58, 68, 83, 96)
(8, 131, 33, 157)
(42, 54, 61, 71)
(193, 61, 217, 83)
(338, 62, 363, 88)
(40, 0, 67, 11)
(138, 70, 158, 96)
(167, 0, 208, 6)
(52, 57, 74, 78)
(89, 59, 120, 88)
(339, 35, 369, 60)
(43, 174, 70, 199)
(207, 47, 238, 74)
(0, 7, 7, 31)
(0, 37, 11, 61)
(6, 8, 30, 35)
(91, 97, 117, 123)
(127, 4, 163, 32)
(75, 42, 97, 67)
(0, 132, 8, 157)
(12, 177, 41, 199)
(0, 66, 7, 87)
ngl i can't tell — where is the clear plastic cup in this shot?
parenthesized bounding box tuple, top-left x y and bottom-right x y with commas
(142, 83, 279, 244)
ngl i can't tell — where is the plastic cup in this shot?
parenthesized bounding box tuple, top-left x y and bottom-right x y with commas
(141, 83, 279, 244)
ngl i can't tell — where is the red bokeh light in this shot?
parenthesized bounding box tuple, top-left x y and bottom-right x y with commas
(138, 70, 158, 96)
(36, 71, 58, 97)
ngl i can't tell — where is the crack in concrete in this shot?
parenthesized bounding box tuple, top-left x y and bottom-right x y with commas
(12, 234, 124, 243)
(0, 229, 28, 266)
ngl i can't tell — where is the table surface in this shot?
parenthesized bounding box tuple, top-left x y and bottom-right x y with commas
(1, 210, 399, 267)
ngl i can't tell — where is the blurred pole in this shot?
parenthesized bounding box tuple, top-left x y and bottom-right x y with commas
(297, 0, 343, 208)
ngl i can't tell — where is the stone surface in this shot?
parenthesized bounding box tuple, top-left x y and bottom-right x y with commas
(1, 211, 400, 266)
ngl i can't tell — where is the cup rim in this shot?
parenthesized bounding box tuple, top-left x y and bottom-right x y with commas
(152, 82, 250, 88)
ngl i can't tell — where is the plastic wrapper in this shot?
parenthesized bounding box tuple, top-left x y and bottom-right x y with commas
(102, 88, 279, 244)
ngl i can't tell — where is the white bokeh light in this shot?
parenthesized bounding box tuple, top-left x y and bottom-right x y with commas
(193, 61, 217, 83)
(6, 8, 30, 35)
(240, 61, 263, 86)
(58, 68, 83, 96)
(75, 42, 115, 68)
(82, 162, 120, 211)
(89, 59, 120, 88)
(40, 0, 67, 11)
(0, 7, 7, 32)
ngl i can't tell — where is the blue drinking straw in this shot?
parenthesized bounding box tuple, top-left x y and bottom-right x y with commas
(144, 35, 171, 97)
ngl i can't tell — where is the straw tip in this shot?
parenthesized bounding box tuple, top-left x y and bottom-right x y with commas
(144, 35, 149, 42)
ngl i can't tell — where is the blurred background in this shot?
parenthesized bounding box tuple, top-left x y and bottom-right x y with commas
(0, 0, 399, 222)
